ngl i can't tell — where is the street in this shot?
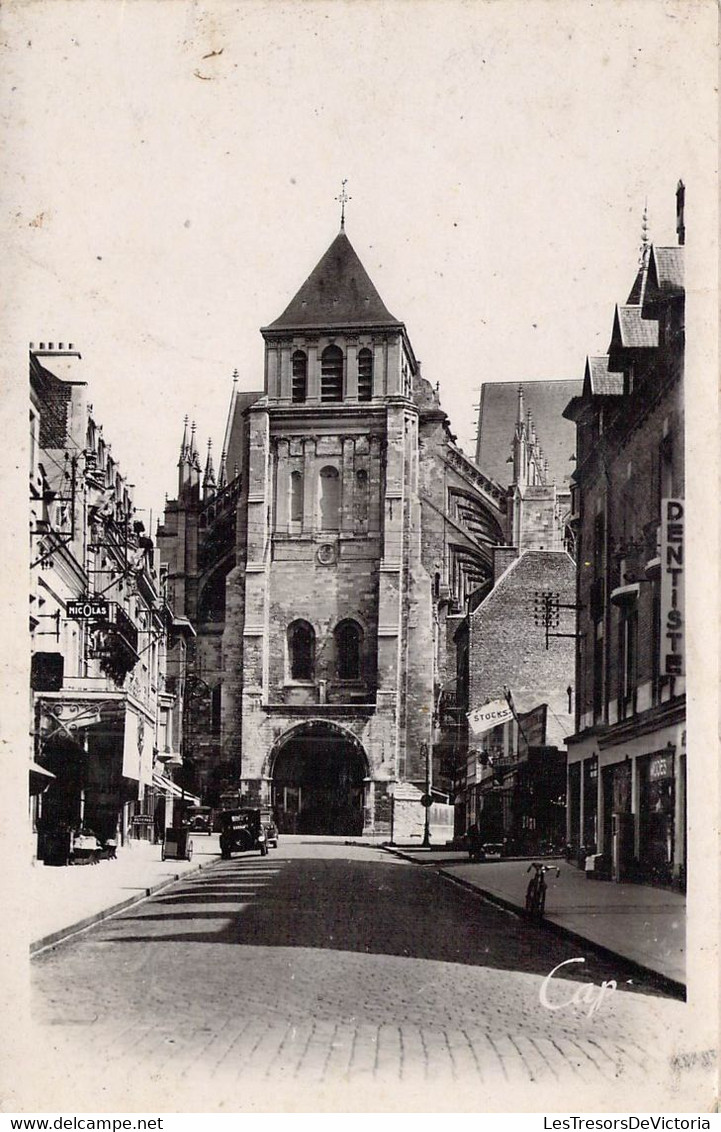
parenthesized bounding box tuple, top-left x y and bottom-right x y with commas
(28, 841, 694, 1111)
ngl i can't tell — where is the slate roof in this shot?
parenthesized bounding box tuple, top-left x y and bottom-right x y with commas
(587, 356, 624, 396)
(642, 246, 684, 316)
(612, 305, 659, 350)
(264, 231, 402, 332)
(475, 379, 581, 488)
(30, 353, 72, 448)
(222, 388, 264, 483)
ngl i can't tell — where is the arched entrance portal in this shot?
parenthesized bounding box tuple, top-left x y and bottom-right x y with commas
(271, 723, 368, 836)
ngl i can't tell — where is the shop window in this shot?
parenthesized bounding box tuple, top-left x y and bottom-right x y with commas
(358, 348, 373, 401)
(583, 756, 598, 851)
(290, 470, 303, 525)
(335, 619, 362, 680)
(319, 465, 340, 530)
(321, 345, 343, 402)
(289, 620, 315, 681)
(292, 351, 307, 403)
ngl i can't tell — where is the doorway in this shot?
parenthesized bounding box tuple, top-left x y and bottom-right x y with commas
(271, 723, 368, 836)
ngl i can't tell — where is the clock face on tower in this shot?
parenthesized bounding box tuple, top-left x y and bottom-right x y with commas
(316, 542, 337, 565)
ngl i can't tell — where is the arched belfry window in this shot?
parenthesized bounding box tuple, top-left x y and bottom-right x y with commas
(321, 345, 343, 402)
(319, 465, 340, 529)
(335, 619, 362, 680)
(290, 470, 303, 525)
(292, 350, 307, 403)
(358, 348, 373, 401)
(289, 620, 315, 680)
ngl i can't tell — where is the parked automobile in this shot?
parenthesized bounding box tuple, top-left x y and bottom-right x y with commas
(219, 808, 268, 859)
(183, 805, 213, 835)
(261, 808, 279, 848)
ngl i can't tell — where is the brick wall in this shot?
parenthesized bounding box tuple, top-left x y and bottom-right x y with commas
(469, 550, 576, 730)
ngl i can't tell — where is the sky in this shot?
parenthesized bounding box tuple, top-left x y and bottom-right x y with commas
(3, 0, 716, 520)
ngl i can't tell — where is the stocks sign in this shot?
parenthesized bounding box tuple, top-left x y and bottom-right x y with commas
(660, 499, 684, 677)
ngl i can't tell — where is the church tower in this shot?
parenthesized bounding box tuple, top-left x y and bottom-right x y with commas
(507, 384, 571, 553)
(221, 222, 435, 835)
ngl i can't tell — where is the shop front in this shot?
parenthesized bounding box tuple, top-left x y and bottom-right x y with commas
(34, 693, 155, 863)
(564, 746, 599, 867)
(638, 748, 676, 884)
(596, 713, 686, 890)
(582, 755, 598, 854)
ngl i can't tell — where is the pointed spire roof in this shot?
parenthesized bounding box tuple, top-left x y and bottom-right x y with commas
(178, 415, 190, 464)
(204, 439, 215, 481)
(515, 384, 525, 431)
(264, 230, 403, 332)
(190, 421, 202, 471)
(217, 448, 227, 489)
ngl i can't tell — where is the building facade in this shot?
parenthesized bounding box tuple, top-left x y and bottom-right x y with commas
(30, 345, 188, 864)
(563, 190, 685, 886)
(158, 228, 506, 837)
(458, 387, 577, 848)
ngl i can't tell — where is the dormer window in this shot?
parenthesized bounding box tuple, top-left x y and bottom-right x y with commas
(292, 351, 307, 403)
(321, 345, 343, 402)
(358, 348, 373, 401)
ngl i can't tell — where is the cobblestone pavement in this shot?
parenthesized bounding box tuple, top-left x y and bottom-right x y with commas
(24, 842, 704, 1112)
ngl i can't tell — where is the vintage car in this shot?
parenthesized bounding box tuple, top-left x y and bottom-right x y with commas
(262, 809, 279, 849)
(219, 808, 269, 858)
(183, 805, 213, 835)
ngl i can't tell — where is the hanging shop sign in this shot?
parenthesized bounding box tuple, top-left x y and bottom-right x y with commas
(649, 752, 674, 781)
(467, 698, 514, 737)
(66, 598, 110, 621)
(660, 498, 684, 677)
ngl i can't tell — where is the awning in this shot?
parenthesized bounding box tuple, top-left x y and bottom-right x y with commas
(151, 771, 200, 806)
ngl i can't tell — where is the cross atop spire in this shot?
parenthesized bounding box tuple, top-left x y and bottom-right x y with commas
(335, 179, 351, 231)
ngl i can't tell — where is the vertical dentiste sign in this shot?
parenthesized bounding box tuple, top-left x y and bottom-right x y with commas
(660, 498, 684, 677)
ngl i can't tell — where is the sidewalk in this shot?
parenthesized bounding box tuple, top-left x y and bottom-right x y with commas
(30, 834, 220, 953)
(384, 847, 685, 991)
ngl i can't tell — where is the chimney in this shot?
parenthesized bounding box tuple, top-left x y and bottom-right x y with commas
(492, 545, 519, 584)
(676, 180, 685, 246)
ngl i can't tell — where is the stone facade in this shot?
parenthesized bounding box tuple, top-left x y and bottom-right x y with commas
(159, 229, 506, 836)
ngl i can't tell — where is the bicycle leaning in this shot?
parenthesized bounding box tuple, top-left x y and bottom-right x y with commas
(524, 861, 560, 920)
